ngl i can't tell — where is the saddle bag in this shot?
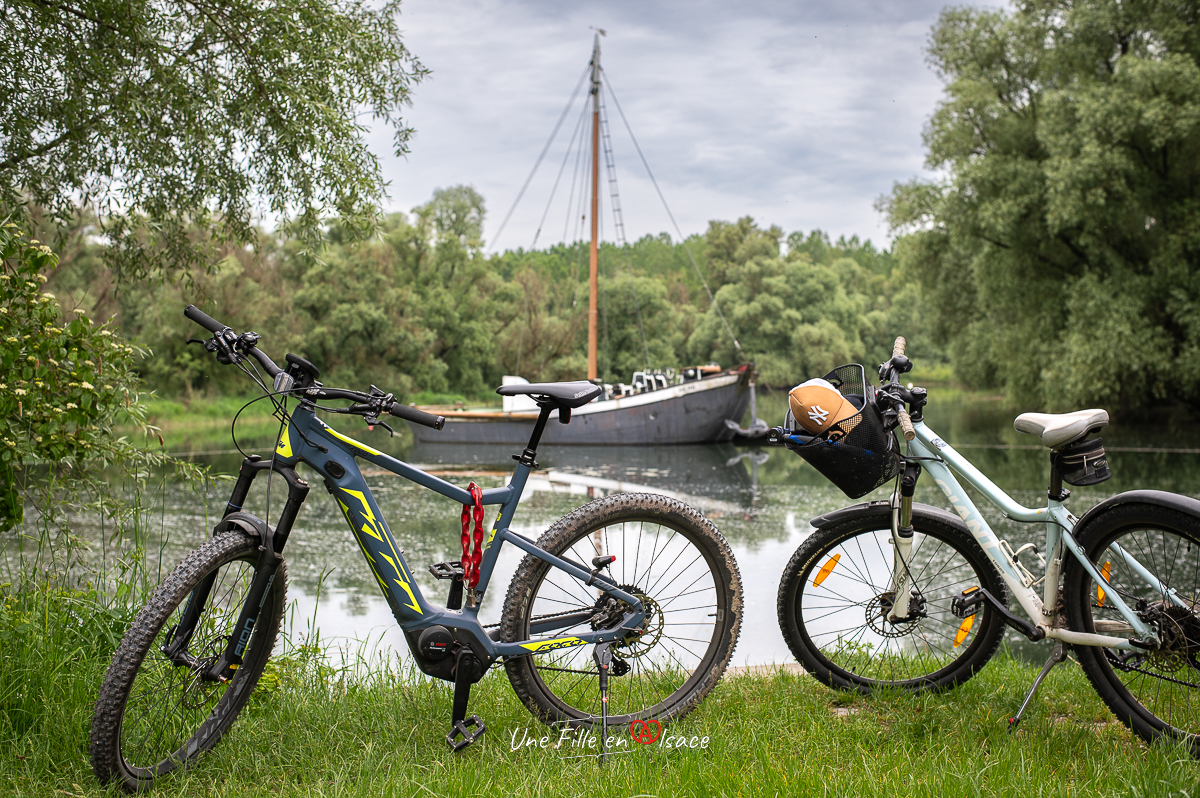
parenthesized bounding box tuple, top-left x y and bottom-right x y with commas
(1053, 437, 1111, 487)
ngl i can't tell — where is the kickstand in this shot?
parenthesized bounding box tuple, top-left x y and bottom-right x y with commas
(447, 651, 486, 751)
(1008, 641, 1068, 733)
(594, 642, 613, 766)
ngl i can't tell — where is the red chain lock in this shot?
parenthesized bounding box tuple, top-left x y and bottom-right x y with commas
(459, 483, 485, 589)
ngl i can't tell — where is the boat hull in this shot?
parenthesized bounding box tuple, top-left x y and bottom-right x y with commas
(408, 370, 752, 445)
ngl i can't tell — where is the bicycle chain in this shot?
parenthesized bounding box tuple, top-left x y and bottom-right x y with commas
(1108, 651, 1200, 689)
(481, 605, 589, 630)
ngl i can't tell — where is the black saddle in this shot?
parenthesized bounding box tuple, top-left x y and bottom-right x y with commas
(496, 380, 602, 410)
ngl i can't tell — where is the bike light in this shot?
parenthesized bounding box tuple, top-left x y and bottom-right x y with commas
(812, 554, 840, 588)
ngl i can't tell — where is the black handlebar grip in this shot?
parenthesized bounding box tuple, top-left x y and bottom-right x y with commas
(184, 305, 229, 334)
(388, 402, 446, 431)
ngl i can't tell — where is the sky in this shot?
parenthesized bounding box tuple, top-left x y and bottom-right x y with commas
(369, 0, 984, 253)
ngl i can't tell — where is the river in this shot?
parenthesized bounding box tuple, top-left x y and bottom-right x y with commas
(10, 387, 1200, 669)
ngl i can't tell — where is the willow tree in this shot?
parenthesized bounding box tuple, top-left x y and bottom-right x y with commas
(0, 0, 427, 278)
(882, 0, 1200, 412)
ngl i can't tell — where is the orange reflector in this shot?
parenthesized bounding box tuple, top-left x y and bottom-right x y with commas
(953, 614, 975, 648)
(813, 554, 841, 587)
(1097, 561, 1111, 607)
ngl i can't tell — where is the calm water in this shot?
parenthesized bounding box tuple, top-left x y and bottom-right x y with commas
(12, 389, 1200, 668)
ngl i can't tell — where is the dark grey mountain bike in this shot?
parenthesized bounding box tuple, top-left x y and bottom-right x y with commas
(89, 306, 742, 790)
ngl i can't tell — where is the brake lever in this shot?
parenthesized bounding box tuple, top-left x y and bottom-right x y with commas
(362, 412, 395, 437)
(188, 334, 234, 363)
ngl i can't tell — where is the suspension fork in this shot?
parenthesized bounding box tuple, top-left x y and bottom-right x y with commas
(164, 457, 310, 680)
(888, 462, 922, 621)
(163, 457, 268, 664)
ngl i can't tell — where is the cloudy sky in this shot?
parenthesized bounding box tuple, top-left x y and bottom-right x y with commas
(369, 0, 985, 252)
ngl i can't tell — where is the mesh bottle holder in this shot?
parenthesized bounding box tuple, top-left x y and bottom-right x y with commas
(784, 364, 902, 499)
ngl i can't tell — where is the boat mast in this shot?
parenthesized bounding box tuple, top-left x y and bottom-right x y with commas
(587, 33, 601, 381)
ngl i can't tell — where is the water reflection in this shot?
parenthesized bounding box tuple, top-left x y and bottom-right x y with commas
(6, 390, 1200, 671)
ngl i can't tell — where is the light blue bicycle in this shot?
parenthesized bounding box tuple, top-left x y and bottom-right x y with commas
(773, 337, 1200, 752)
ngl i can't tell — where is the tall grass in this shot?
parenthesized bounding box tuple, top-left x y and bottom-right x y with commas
(3, 469, 1200, 796)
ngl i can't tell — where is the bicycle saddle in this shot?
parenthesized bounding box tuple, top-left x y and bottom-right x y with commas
(1013, 409, 1109, 449)
(496, 380, 602, 409)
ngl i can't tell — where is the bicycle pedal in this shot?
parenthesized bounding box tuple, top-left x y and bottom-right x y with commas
(446, 715, 487, 751)
(429, 560, 464, 580)
(951, 586, 1045, 642)
(951, 586, 984, 619)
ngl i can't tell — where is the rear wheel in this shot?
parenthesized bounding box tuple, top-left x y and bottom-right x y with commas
(502, 493, 742, 727)
(90, 530, 286, 791)
(778, 509, 1007, 692)
(1065, 503, 1200, 754)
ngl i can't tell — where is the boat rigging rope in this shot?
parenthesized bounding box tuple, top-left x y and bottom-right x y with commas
(602, 69, 746, 362)
(598, 90, 652, 372)
(531, 99, 591, 250)
(491, 61, 592, 252)
(563, 102, 589, 245)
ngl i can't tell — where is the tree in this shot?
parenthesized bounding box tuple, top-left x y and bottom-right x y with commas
(686, 220, 935, 386)
(0, 222, 163, 530)
(1, 0, 427, 280)
(882, 0, 1200, 412)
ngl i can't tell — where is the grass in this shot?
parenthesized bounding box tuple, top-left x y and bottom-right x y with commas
(3, 583, 1200, 797)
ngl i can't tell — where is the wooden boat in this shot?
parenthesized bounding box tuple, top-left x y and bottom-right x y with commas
(410, 34, 763, 445)
(409, 364, 753, 445)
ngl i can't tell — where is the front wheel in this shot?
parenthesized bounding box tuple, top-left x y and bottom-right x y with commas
(90, 529, 286, 791)
(778, 507, 1007, 692)
(1065, 502, 1200, 754)
(501, 493, 742, 727)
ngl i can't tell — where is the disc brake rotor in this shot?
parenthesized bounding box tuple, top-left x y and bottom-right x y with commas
(865, 590, 926, 638)
(590, 584, 664, 661)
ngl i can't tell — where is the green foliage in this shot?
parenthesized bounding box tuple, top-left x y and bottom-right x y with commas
(46, 186, 922, 398)
(0, 0, 427, 281)
(0, 222, 165, 531)
(687, 220, 944, 385)
(882, 0, 1200, 412)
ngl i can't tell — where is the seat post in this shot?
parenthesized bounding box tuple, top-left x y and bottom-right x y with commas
(513, 405, 553, 468)
(1047, 454, 1068, 502)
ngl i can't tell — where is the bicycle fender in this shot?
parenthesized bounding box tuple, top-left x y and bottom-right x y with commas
(213, 511, 271, 541)
(809, 500, 967, 534)
(1071, 490, 1200, 536)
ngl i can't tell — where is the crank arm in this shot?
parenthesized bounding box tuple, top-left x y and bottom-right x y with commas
(953, 587, 1045, 642)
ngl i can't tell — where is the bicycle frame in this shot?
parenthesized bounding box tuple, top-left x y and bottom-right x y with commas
(903, 419, 1158, 651)
(203, 401, 646, 674)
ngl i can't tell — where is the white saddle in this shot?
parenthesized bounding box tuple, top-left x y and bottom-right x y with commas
(1013, 409, 1109, 449)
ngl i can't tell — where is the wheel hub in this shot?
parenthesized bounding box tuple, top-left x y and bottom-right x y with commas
(867, 590, 927, 638)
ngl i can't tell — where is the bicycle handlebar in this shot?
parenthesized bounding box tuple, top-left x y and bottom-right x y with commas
(184, 306, 444, 431)
(878, 334, 919, 440)
(184, 304, 229, 334)
(387, 402, 446, 431)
